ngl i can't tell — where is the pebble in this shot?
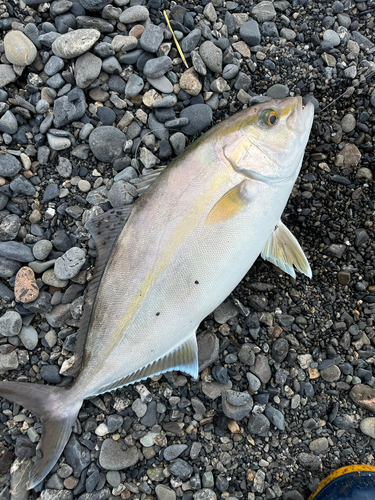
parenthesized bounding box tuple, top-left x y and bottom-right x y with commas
(0, 65, 17, 88)
(163, 444, 188, 461)
(265, 406, 285, 430)
(350, 384, 375, 412)
(180, 29, 201, 53)
(54, 247, 86, 280)
(4, 30, 37, 66)
(199, 41, 222, 73)
(14, 267, 39, 303)
(0, 310, 22, 337)
(0, 242, 33, 262)
(125, 74, 144, 97)
(341, 114, 356, 133)
(240, 20, 261, 46)
(33, 240, 53, 260)
(143, 56, 172, 78)
(180, 67, 202, 96)
(52, 29, 101, 59)
(53, 88, 86, 128)
(99, 439, 139, 470)
(19, 325, 38, 350)
(168, 458, 193, 480)
(147, 76, 173, 94)
(89, 126, 127, 162)
(360, 418, 375, 439)
(140, 25, 164, 53)
(193, 489, 217, 500)
(252, 1, 276, 23)
(42, 269, 68, 288)
(155, 484, 176, 500)
(119, 5, 149, 23)
(0, 111, 18, 134)
(74, 52, 102, 89)
(0, 153, 22, 178)
(250, 354, 271, 383)
(222, 390, 253, 421)
(179, 104, 212, 136)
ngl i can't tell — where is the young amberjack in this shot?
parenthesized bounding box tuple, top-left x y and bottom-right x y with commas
(0, 96, 314, 488)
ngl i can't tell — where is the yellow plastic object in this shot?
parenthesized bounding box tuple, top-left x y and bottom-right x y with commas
(163, 10, 189, 69)
(308, 464, 375, 500)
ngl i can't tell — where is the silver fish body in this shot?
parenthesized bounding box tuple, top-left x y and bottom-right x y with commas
(0, 97, 314, 488)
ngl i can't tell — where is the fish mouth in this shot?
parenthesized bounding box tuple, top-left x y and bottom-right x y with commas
(288, 97, 315, 133)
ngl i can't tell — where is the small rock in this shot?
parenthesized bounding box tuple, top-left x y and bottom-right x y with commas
(180, 104, 212, 135)
(222, 390, 253, 421)
(240, 20, 261, 46)
(19, 325, 38, 350)
(119, 6, 149, 24)
(99, 439, 139, 470)
(250, 354, 271, 383)
(4, 30, 37, 66)
(199, 41, 222, 73)
(180, 67, 202, 96)
(14, 266, 39, 303)
(89, 126, 126, 162)
(54, 247, 86, 280)
(52, 29, 101, 59)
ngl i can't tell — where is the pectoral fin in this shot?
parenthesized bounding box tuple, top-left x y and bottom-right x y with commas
(206, 180, 250, 225)
(261, 221, 312, 279)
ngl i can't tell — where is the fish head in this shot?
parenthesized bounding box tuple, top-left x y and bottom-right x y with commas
(220, 96, 314, 186)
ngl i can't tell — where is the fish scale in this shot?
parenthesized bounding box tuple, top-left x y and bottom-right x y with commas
(0, 96, 314, 489)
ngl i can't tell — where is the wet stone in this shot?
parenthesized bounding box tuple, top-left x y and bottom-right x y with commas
(271, 338, 289, 363)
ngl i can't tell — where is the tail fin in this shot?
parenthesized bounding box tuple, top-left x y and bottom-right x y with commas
(0, 381, 82, 490)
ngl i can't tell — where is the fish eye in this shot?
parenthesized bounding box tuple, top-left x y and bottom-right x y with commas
(261, 109, 278, 127)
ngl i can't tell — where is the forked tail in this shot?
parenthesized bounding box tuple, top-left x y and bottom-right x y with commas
(0, 381, 82, 489)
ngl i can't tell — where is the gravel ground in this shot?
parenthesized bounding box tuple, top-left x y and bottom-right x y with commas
(0, 0, 374, 499)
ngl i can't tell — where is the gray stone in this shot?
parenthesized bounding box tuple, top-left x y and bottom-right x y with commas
(74, 52, 102, 89)
(143, 56, 172, 78)
(199, 41, 222, 73)
(147, 76, 173, 94)
(193, 489, 217, 500)
(153, 95, 177, 108)
(36, 99, 50, 114)
(57, 157, 72, 178)
(180, 104, 212, 135)
(222, 64, 239, 80)
(0, 153, 22, 177)
(0, 242, 33, 262)
(0, 310, 22, 337)
(250, 354, 271, 383)
(170, 132, 186, 156)
(43, 183, 60, 201)
(214, 299, 239, 324)
(19, 325, 38, 350)
(64, 434, 90, 476)
(163, 444, 188, 461)
(252, 1, 276, 22)
(240, 20, 261, 46)
(248, 413, 270, 436)
(9, 175, 36, 196)
(52, 29, 101, 58)
(323, 29, 340, 47)
(191, 51, 207, 76)
(264, 406, 285, 430)
(267, 83, 289, 99)
(102, 56, 122, 74)
(341, 113, 356, 133)
(168, 458, 193, 480)
(99, 439, 139, 470)
(89, 126, 126, 162)
(4, 30, 37, 66)
(40, 490, 73, 500)
(119, 6, 149, 24)
(0, 64, 17, 88)
(0, 282, 15, 302)
(33, 240, 53, 261)
(0, 110, 18, 134)
(198, 332, 219, 372)
(0, 350, 19, 371)
(44, 55, 65, 76)
(222, 390, 253, 420)
(54, 247, 86, 280)
(140, 25, 164, 53)
(53, 88, 86, 128)
(155, 484, 176, 500)
(297, 453, 322, 471)
(247, 372, 261, 392)
(0, 215, 21, 242)
(180, 29, 201, 53)
(0, 257, 21, 278)
(125, 74, 144, 97)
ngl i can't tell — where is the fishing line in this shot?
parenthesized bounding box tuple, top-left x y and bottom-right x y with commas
(319, 64, 375, 113)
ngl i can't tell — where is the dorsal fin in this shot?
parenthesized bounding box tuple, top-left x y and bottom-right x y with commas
(71, 207, 132, 375)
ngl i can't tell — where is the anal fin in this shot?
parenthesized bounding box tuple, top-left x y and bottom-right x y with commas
(98, 332, 199, 394)
(261, 220, 312, 279)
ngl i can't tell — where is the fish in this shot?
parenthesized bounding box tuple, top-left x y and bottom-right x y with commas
(0, 96, 314, 489)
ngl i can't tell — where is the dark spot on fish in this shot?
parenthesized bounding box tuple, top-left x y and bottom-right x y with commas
(156, 312, 160, 316)
(195, 280, 199, 284)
